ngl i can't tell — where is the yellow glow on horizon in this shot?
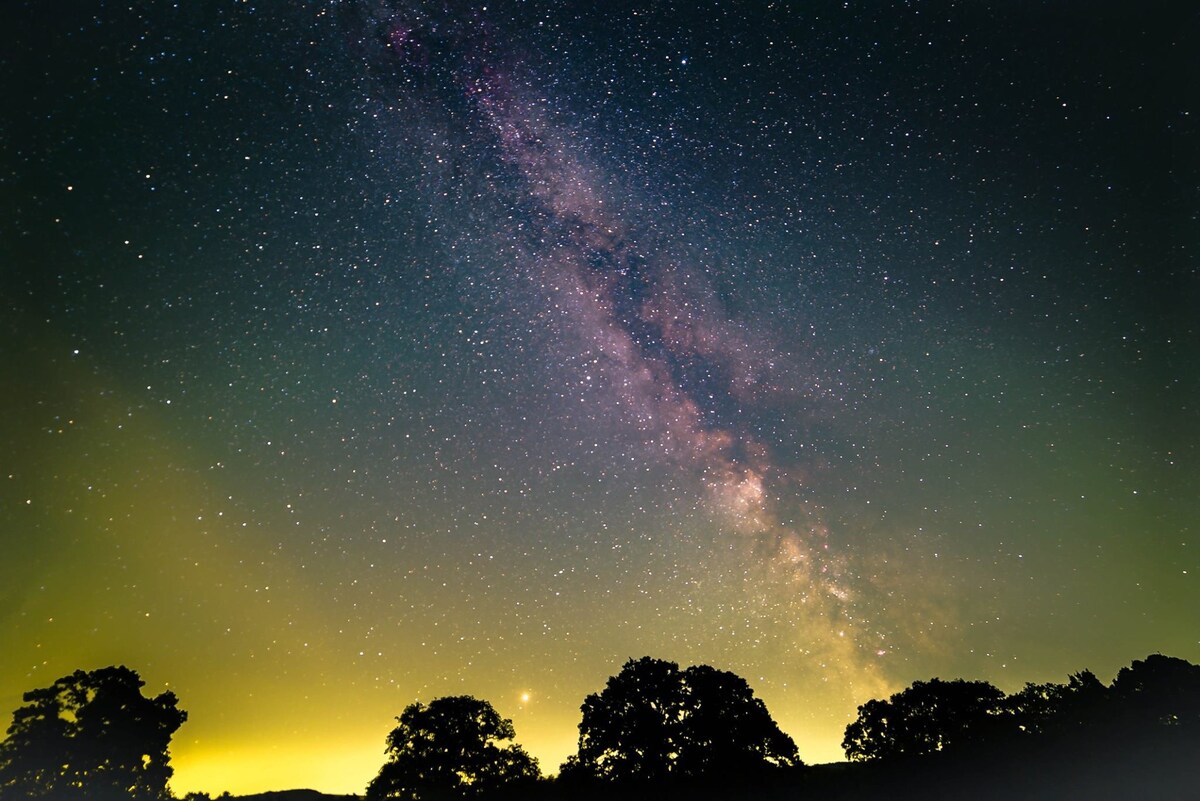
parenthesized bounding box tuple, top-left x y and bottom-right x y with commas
(172, 735, 385, 797)
(8, 318, 1196, 799)
(165, 671, 872, 797)
(165, 697, 859, 796)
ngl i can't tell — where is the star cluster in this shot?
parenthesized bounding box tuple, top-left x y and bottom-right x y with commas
(2, 1, 1196, 795)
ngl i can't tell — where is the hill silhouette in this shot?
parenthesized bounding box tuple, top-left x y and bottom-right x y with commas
(229, 792, 361, 801)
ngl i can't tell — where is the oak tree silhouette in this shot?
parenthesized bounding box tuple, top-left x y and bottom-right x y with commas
(564, 656, 799, 782)
(366, 696, 539, 801)
(0, 666, 186, 801)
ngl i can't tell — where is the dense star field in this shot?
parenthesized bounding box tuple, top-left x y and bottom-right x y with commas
(3, 1, 1197, 795)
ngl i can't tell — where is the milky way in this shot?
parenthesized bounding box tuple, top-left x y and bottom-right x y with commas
(356, 1, 888, 677)
(4, 1, 1196, 794)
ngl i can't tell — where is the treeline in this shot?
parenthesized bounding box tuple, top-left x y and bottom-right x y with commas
(0, 654, 1197, 800)
(825, 653, 1200, 801)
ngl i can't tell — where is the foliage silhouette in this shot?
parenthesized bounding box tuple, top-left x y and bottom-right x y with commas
(840, 653, 1200, 801)
(842, 677, 1008, 761)
(1005, 669, 1108, 738)
(365, 695, 539, 801)
(1109, 653, 1200, 730)
(4, 653, 1194, 801)
(564, 656, 800, 783)
(0, 665, 186, 801)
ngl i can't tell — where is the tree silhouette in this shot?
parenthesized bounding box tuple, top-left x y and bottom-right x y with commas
(1006, 670, 1108, 738)
(1002, 655, 1200, 748)
(565, 656, 799, 782)
(674, 664, 800, 777)
(365, 696, 539, 801)
(1109, 653, 1200, 731)
(0, 666, 186, 801)
(842, 678, 1007, 761)
(568, 656, 686, 782)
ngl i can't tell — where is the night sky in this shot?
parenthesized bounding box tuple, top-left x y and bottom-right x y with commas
(3, 1, 1197, 795)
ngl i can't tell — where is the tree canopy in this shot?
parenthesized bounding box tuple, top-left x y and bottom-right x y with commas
(365, 695, 539, 801)
(565, 656, 800, 782)
(1005, 669, 1108, 738)
(3, 653, 1193, 800)
(842, 678, 1008, 761)
(0, 666, 186, 801)
(844, 654, 1200, 764)
(1109, 653, 1200, 730)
